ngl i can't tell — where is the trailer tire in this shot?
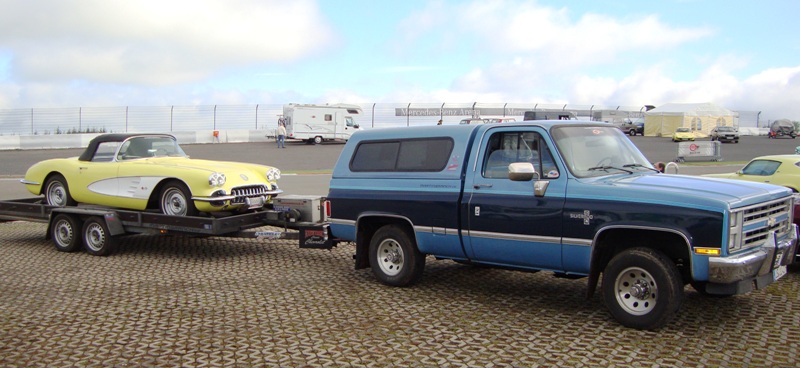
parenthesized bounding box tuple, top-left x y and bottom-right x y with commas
(82, 216, 116, 256)
(51, 214, 81, 252)
(159, 181, 198, 217)
(369, 225, 425, 287)
(602, 247, 683, 330)
(313, 136, 323, 145)
(44, 174, 77, 207)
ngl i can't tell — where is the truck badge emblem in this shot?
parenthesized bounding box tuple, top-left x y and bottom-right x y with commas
(569, 210, 593, 225)
(768, 217, 777, 227)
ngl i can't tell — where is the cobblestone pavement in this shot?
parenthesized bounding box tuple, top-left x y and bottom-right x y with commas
(1, 221, 800, 367)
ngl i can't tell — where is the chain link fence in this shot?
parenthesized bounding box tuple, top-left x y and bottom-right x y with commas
(0, 103, 763, 136)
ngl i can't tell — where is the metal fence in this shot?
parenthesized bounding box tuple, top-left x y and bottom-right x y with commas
(0, 102, 763, 136)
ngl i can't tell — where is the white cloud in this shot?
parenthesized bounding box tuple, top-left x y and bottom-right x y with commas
(0, 0, 334, 86)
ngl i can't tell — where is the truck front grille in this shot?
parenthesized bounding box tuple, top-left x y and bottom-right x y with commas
(732, 197, 793, 253)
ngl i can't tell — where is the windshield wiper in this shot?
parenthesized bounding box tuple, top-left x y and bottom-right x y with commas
(587, 165, 633, 174)
(622, 163, 660, 172)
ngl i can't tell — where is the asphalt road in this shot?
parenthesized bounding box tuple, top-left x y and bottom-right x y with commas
(1, 134, 798, 200)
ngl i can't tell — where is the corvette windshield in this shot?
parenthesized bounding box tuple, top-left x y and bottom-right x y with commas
(118, 136, 187, 160)
(551, 125, 653, 178)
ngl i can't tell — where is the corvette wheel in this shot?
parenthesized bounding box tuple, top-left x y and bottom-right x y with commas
(159, 181, 198, 216)
(44, 174, 77, 207)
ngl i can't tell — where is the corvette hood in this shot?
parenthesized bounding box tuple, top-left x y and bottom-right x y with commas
(138, 157, 274, 174)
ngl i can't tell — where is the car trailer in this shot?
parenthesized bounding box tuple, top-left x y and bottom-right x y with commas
(0, 195, 335, 256)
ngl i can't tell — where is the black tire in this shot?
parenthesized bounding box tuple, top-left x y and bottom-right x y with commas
(51, 214, 81, 252)
(313, 136, 323, 145)
(369, 225, 425, 287)
(629, 129, 636, 136)
(602, 247, 683, 330)
(82, 216, 116, 256)
(159, 181, 198, 216)
(44, 174, 77, 207)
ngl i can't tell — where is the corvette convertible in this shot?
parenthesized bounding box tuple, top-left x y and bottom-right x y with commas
(21, 133, 282, 216)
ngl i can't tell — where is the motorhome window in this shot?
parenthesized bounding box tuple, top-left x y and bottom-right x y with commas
(346, 109, 360, 114)
(350, 138, 454, 172)
(325, 114, 332, 121)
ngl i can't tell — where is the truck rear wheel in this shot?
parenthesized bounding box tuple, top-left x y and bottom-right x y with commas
(602, 247, 683, 330)
(82, 216, 116, 256)
(369, 225, 425, 286)
(51, 214, 81, 252)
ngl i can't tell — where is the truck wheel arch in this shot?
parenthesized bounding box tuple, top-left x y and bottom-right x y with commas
(586, 226, 692, 298)
(353, 214, 417, 270)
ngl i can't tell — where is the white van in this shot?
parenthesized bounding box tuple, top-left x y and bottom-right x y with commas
(282, 103, 362, 144)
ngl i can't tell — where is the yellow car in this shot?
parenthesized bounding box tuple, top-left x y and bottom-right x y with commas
(703, 155, 800, 192)
(21, 133, 282, 216)
(671, 127, 695, 142)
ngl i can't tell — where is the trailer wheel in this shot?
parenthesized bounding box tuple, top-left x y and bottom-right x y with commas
(313, 136, 323, 145)
(51, 214, 81, 252)
(159, 181, 198, 216)
(369, 225, 425, 287)
(602, 247, 683, 330)
(44, 174, 77, 207)
(82, 216, 116, 256)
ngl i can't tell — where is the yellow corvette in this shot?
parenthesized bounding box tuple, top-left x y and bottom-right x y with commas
(21, 133, 282, 216)
(703, 155, 800, 192)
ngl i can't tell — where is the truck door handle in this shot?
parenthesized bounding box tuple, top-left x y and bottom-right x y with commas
(473, 184, 493, 189)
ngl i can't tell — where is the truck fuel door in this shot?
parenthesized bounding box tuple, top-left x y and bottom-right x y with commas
(508, 162, 549, 197)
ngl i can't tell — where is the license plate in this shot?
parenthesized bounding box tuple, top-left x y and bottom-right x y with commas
(774, 265, 787, 281)
(245, 196, 265, 208)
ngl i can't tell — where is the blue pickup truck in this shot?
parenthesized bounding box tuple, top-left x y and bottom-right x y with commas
(327, 121, 797, 330)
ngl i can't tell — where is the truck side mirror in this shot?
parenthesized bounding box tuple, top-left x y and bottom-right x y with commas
(508, 162, 549, 197)
(508, 162, 536, 181)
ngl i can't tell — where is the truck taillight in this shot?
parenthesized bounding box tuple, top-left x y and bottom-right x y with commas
(325, 200, 331, 219)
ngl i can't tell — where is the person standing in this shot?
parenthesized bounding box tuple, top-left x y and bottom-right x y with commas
(277, 123, 286, 148)
(437, 119, 443, 125)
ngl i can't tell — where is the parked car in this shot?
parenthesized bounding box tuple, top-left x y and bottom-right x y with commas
(459, 118, 488, 125)
(486, 118, 517, 123)
(671, 127, 695, 142)
(618, 119, 644, 136)
(768, 120, 797, 139)
(702, 155, 800, 192)
(21, 133, 283, 216)
(709, 126, 739, 143)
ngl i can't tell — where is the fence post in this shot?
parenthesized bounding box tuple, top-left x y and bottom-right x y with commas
(255, 104, 259, 129)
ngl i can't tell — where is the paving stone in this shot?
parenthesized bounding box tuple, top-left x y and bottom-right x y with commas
(1, 221, 800, 367)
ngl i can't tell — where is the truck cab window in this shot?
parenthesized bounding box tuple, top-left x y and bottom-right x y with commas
(483, 131, 558, 179)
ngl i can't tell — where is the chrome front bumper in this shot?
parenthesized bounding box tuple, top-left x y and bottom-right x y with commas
(707, 225, 797, 294)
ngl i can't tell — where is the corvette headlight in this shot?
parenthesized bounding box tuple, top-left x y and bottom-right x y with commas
(208, 172, 226, 187)
(266, 168, 281, 181)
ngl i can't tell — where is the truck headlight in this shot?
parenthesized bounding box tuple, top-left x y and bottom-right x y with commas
(267, 168, 281, 181)
(208, 172, 226, 187)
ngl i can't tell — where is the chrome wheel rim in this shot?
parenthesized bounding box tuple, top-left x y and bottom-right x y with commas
(46, 182, 68, 206)
(161, 188, 188, 216)
(376, 239, 404, 276)
(54, 219, 74, 247)
(614, 266, 657, 316)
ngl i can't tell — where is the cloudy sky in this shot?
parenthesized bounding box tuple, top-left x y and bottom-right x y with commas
(0, 0, 798, 120)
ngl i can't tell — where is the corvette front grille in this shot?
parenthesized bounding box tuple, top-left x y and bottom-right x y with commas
(230, 185, 270, 204)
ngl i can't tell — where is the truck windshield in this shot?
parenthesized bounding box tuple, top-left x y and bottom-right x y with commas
(551, 125, 653, 178)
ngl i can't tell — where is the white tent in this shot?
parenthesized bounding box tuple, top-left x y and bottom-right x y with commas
(644, 102, 737, 137)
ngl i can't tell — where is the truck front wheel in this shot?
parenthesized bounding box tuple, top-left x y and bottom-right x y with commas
(602, 247, 683, 330)
(369, 225, 425, 287)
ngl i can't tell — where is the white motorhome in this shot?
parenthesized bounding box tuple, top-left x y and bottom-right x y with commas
(282, 103, 363, 144)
